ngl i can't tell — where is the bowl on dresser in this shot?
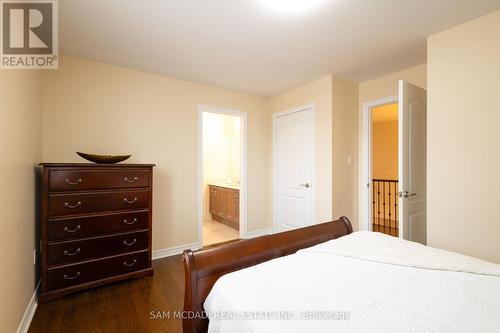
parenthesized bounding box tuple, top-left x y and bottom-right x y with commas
(76, 152, 131, 164)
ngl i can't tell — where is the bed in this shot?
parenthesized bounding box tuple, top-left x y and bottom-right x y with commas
(182, 217, 500, 333)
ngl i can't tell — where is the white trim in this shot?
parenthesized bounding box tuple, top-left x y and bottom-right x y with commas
(16, 282, 39, 333)
(152, 242, 201, 260)
(197, 105, 248, 243)
(243, 228, 272, 239)
(397, 82, 405, 238)
(359, 96, 398, 232)
(272, 104, 316, 233)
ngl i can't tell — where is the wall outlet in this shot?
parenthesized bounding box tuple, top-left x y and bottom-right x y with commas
(347, 154, 352, 166)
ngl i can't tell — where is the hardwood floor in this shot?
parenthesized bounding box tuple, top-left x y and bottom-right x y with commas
(372, 223, 399, 237)
(29, 255, 185, 333)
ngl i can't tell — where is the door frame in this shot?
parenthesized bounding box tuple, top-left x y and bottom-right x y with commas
(272, 104, 316, 233)
(359, 96, 401, 236)
(198, 105, 248, 246)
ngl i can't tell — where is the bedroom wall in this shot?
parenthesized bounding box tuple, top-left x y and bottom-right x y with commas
(0, 71, 42, 332)
(41, 55, 270, 252)
(372, 118, 398, 180)
(332, 78, 359, 228)
(427, 10, 500, 263)
(358, 64, 427, 104)
(268, 75, 334, 225)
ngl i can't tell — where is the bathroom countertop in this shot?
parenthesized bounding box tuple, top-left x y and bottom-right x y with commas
(208, 181, 240, 190)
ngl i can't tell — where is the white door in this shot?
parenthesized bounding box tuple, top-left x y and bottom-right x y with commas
(398, 80, 427, 244)
(274, 108, 314, 232)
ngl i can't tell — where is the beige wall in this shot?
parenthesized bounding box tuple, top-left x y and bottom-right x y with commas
(0, 71, 42, 332)
(268, 76, 334, 224)
(332, 78, 359, 228)
(372, 120, 398, 180)
(427, 10, 500, 263)
(359, 64, 427, 105)
(372, 104, 398, 180)
(41, 55, 269, 251)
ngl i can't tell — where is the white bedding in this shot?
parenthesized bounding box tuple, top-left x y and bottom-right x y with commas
(204, 231, 500, 333)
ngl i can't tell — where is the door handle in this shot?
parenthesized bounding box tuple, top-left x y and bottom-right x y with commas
(299, 183, 310, 188)
(399, 191, 416, 198)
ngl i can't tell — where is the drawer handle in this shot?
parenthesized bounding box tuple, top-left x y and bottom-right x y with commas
(123, 259, 137, 267)
(124, 176, 138, 183)
(123, 197, 138, 204)
(63, 272, 81, 280)
(64, 201, 82, 209)
(64, 225, 81, 233)
(123, 239, 137, 246)
(64, 248, 81, 256)
(123, 218, 138, 225)
(65, 178, 82, 185)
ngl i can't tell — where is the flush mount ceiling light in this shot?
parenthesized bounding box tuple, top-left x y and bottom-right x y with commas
(259, 0, 328, 16)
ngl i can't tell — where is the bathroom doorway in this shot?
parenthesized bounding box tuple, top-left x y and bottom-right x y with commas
(198, 105, 247, 246)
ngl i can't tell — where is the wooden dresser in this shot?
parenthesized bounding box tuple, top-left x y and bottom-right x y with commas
(38, 163, 154, 302)
(208, 185, 239, 230)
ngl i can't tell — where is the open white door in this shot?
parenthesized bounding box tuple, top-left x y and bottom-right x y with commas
(274, 107, 314, 232)
(398, 81, 427, 244)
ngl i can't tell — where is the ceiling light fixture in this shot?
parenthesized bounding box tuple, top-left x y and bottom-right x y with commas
(259, 0, 328, 16)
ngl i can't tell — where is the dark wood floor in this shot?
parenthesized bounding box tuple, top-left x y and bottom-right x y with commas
(372, 223, 399, 237)
(29, 255, 184, 333)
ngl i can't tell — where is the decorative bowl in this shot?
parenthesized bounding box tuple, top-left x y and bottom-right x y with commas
(77, 152, 131, 164)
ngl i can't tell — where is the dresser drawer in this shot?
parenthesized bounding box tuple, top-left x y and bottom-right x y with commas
(46, 250, 149, 291)
(48, 190, 150, 217)
(49, 169, 150, 192)
(47, 231, 148, 266)
(47, 211, 149, 241)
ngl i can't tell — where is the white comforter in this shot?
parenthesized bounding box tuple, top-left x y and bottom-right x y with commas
(204, 231, 500, 333)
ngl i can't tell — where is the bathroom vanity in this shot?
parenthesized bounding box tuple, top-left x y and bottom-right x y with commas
(208, 184, 239, 230)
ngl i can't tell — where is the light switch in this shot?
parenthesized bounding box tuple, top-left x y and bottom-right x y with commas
(347, 154, 352, 166)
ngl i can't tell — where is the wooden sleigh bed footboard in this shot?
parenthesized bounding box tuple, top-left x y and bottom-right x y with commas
(182, 216, 353, 333)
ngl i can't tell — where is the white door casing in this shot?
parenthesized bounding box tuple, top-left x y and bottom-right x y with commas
(398, 80, 427, 244)
(273, 106, 314, 232)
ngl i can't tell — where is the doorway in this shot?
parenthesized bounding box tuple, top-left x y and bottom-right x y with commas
(198, 105, 247, 246)
(360, 80, 427, 244)
(371, 103, 399, 237)
(273, 105, 315, 232)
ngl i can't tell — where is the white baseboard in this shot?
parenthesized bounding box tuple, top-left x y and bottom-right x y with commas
(243, 228, 271, 239)
(152, 242, 201, 260)
(17, 282, 39, 333)
(152, 230, 272, 260)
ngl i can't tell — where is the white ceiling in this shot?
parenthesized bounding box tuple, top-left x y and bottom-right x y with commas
(60, 0, 500, 96)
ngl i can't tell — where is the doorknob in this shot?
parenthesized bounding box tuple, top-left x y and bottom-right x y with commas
(299, 183, 310, 188)
(398, 191, 416, 198)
